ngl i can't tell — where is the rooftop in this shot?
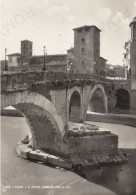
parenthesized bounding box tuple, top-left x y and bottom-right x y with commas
(73, 25, 101, 32)
(100, 57, 107, 61)
(21, 40, 33, 43)
(133, 16, 136, 22)
(129, 16, 136, 27)
(67, 47, 74, 51)
(7, 53, 24, 56)
(26, 54, 67, 59)
(46, 60, 67, 66)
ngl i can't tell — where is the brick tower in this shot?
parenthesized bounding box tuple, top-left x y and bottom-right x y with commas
(73, 25, 101, 74)
(21, 40, 33, 57)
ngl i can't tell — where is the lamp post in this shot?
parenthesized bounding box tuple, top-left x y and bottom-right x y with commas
(42, 46, 47, 71)
(4, 48, 7, 71)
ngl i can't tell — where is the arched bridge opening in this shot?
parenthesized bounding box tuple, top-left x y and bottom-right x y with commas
(87, 86, 108, 114)
(1, 91, 65, 156)
(69, 91, 81, 122)
(116, 89, 130, 112)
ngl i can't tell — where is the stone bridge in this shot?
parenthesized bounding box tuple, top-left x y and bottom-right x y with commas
(1, 71, 136, 159)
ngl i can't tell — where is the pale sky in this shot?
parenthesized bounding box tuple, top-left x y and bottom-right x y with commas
(1, 0, 136, 65)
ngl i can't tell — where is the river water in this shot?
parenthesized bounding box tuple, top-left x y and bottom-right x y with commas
(1, 116, 136, 195)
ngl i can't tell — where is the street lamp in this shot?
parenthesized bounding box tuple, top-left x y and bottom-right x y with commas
(42, 46, 47, 71)
(4, 48, 7, 71)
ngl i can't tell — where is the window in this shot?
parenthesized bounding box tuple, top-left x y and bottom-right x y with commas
(81, 38, 85, 43)
(82, 61, 84, 65)
(9, 57, 12, 63)
(78, 29, 82, 33)
(85, 27, 90, 32)
(81, 48, 84, 52)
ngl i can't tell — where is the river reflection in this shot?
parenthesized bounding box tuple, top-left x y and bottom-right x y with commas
(81, 148, 136, 195)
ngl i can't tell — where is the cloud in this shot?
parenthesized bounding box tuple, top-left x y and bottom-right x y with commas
(97, 7, 130, 34)
(96, 7, 131, 64)
(39, 0, 48, 5)
(97, 7, 112, 23)
(46, 5, 74, 22)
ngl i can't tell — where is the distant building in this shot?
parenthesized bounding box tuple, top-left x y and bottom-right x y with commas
(106, 64, 125, 78)
(124, 17, 136, 79)
(7, 53, 24, 69)
(113, 65, 125, 78)
(105, 64, 115, 77)
(27, 54, 67, 72)
(21, 40, 33, 57)
(0, 60, 8, 73)
(6, 40, 33, 72)
(46, 59, 67, 72)
(67, 47, 74, 72)
(72, 25, 107, 75)
(5, 25, 107, 75)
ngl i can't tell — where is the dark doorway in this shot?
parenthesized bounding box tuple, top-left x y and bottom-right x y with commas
(69, 91, 81, 122)
(116, 89, 130, 110)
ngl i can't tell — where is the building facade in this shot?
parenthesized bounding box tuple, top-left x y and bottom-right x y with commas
(124, 17, 136, 79)
(21, 40, 33, 57)
(28, 54, 67, 72)
(5, 25, 107, 75)
(106, 64, 125, 78)
(6, 40, 67, 73)
(67, 47, 74, 73)
(7, 53, 24, 68)
(72, 25, 106, 74)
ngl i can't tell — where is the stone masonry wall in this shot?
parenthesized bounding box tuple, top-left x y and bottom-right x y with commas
(68, 133, 118, 160)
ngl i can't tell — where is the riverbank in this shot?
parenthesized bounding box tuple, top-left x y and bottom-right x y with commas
(86, 112, 136, 127)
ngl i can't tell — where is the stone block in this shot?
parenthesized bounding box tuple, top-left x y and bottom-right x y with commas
(16, 144, 33, 159)
(59, 159, 72, 169)
(36, 152, 49, 162)
(28, 150, 37, 160)
(47, 155, 59, 166)
(20, 148, 33, 159)
(43, 156, 48, 164)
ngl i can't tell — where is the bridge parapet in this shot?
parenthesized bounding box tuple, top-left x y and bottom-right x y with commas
(1, 71, 132, 95)
(111, 79, 130, 84)
(1, 71, 114, 92)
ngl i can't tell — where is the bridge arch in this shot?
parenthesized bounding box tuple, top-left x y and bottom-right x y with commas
(1, 91, 65, 153)
(68, 86, 82, 122)
(86, 84, 108, 115)
(115, 88, 130, 111)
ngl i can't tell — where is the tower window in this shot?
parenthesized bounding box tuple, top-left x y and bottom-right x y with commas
(85, 27, 90, 32)
(81, 48, 84, 52)
(78, 29, 82, 33)
(82, 61, 84, 65)
(81, 38, 85, 43)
